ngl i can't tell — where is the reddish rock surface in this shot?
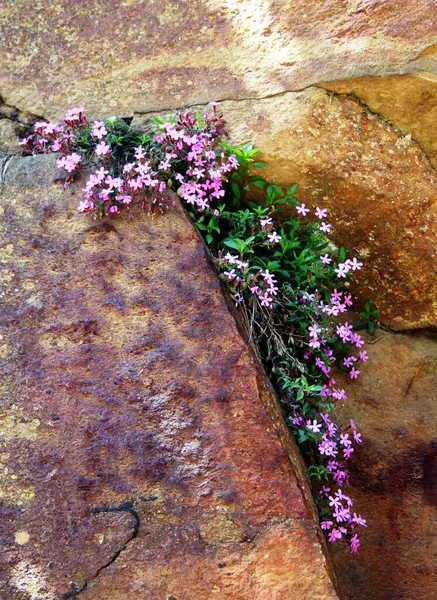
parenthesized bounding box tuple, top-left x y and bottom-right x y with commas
(0, 157, 338, 599)
(332, 329, 437, 600)
(223, 89, 437, 330)
(0, 0, 435, 119)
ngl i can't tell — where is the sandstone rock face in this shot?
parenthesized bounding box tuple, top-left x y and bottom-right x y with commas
(0, 2, 436, 330)
(331, 329, 437, 600)
(0, 0, 435, 120)
(0, 156, 338, 599)
(222, 89, 437, 330)
(321, 74, 437, 170)
(1, 2, 437, 596)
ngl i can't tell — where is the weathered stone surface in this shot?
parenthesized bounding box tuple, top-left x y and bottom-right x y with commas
(321, 75, 437, 170)
(0, 0, 435, 119)
(1, 1, 436, 332)
(222, 88, 437, 330)
(0, 156, 338, 599)
(0, 120, 21, 155)
(331, 329, 437, 600)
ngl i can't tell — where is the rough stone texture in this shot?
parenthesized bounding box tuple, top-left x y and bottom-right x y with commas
(0, 0, 435, 120)
(331, 329, 437, 600)
(0, 120, 21, 156)
(321, 74, 437, 170)
(0, 156, 338, 599)
(1, 2, 437, 596)
(0, 1, 436, 330)
(221, 89, 437, 330)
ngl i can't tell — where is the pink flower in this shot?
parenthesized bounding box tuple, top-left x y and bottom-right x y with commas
(95, 141, 111, 156)
(351, 333, 365, 348)
(91, 120, 107, 139)
(308, 324, 321, 338)
(57, 153, 82, 173)
(347, 257, 363, 271)
(344, 294, 353, 307)
(350, 534, 360, 553)
(352, 513, 367, 527)
(64, 106, 86, 121)
(52, 139, 63, 151)
(296, 203, 310, 216)
(306, 419, 322, 433)
(349, 367, 360, 379)
(321, 520, 333, 530)
(134, 146, 146, 160)
(335, 262, 350, 278)
(260, 217, 273, 228)
(320, 222, 332, 233)
(353, 430, 362, 444)
(359, 350, 369, 362)
(343, 447, 354, 459)
(320, 254, 332, 265)
(77, 199, 94, 213)
(315, 207, 328, 219)
(340, 433, 352, 447)
(328, 528, 343, 543)
(267, 231, 281, 244)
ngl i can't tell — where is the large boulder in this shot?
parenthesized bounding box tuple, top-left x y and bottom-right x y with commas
(0, 2, 436, 329)
(0, 156, 338, 599)
(332, 329, 437, 600)
(0, 0, 435, 120)
(222, 89, 437, 330)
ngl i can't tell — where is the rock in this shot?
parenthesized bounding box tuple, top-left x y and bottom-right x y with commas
(0, 156, 338, 599)
(0, 1, 435, 119)
(2, 154, 60, 186)
(1, 2, 435, 331)
(0, 120, 21, 155)
(222, 88, 437, 330)
(321, 74, 437, 170)
(331, 329, 437, 600)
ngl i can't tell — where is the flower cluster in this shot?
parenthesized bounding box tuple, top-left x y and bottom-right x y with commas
(78, 148, 171, 216)
(20, 104, 238, 217)
(218, 253, 279, 308)
(207, 194, 369, 552)
(155, 109, 238, 212)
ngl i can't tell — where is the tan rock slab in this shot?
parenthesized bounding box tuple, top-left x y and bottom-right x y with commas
(332, 329, 437, 600)
(0, 1, 435, 119)
(321, 74, 437, 170)
(0, 157, 338, 599)
(222, 88, 437, 330)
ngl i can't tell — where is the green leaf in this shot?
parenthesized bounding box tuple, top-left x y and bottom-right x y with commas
(252, 161, 268, 168)
(368, 321, 375, 335)
(222, 238, 241, 251)
(286, 183, 299, 198)
(230, 180, 241, 199)
(339, 246, 347, 262)
(206, 233, 213, 245)
(251, 178, 268, 188)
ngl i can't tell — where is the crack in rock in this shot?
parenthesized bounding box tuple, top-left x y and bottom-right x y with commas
(61, 499, 144, 599)
(312, 85, 437, 174)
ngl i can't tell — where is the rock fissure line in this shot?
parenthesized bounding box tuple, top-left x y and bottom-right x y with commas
(61, 499, 144, 599)
(312, 85, 437, 174)
(2, 81, 435, 174)
(131, 84, 437, 175)
(0, 95, 43, 129)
